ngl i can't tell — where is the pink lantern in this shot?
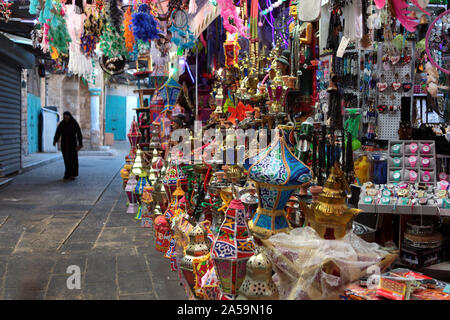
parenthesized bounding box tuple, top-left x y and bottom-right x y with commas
(127, 117, 141, 160)
(211, 199, 255, 299)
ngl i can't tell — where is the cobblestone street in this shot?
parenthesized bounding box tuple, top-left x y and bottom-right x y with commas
(0, 143, 185, 300)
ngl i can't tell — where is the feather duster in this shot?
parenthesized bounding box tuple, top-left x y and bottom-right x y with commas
(29, 0, 39, 15)
(216, 0, 248, 38)
(132, 4, 160, 42)
(124, 6, 135, 52)
(39, 0, 53, 23)
(109, 0, 124, 33)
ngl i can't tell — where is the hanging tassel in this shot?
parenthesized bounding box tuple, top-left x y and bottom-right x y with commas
(109, 0, 124, 33)
(123, 6, 135, 52)
(29, 0, 39, 15)
(188, 0, 197, 14)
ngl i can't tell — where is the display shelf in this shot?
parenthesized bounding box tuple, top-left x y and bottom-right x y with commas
(358, 202, 450, 216)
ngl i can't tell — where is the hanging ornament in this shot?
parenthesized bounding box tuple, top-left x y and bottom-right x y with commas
(132, 4, 161, 42)
(123, 6, 135, 52)
(236, 249, 279, 300)
(216, 0, 249, 38)
(0, 0, 13, 23)
(109, 0, 124, 33)
(47, 1, 71, 58)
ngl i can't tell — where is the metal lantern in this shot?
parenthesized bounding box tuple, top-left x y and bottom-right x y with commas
(125, 175, 138, 214)
(128, 116, 142, 159)
(245, 129, 312, 240)
(154, 215, 171, 252)
(141, 185, 154, 228)
(162, 160, 188, 203)
(236, 250, 279, 300)
(180, 224, 211, 296)
(211, 199, 255, 299)
(240, 180, 259, 220)
(158, 77, 181, 110)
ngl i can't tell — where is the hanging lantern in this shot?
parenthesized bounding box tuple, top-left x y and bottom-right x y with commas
(162, 160, 188, 203)
(128, 116, 142, 159)
(236, 250, 279, 300)
(125, 174, 138, 214)
(158, 77, 181, 110)
(211, 198, 255, 299)
(240, 180, 258, 220)
(245, 129, 312, 240)
(141, 184, 154, 228)
(180, 223, 211, 297)
(154, 215, 171, 252)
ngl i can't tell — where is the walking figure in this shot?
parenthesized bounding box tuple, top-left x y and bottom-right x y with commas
(53, 111, 83, 180)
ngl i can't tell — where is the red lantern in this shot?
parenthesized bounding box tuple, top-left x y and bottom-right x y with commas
(154, 215, 171, 252)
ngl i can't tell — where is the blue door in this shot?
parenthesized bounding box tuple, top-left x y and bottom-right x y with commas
(105, 95, 127, 141)
(27, 94, 41, 153)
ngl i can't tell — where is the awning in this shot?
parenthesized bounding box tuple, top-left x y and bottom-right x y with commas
(0, 33, 35, 68)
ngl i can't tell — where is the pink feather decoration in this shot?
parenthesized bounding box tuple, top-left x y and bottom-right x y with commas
(216, 0, 248, 38)
(374, 0, 386, 9)
(389, 0, 418, 32)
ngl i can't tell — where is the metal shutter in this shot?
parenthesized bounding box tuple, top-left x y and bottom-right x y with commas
(0, 60, 21, 176)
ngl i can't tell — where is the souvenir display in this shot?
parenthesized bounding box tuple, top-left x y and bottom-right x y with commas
(22, 0, 450, 301)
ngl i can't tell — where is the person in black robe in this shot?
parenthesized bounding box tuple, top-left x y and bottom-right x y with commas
(53, 111, 83, 180)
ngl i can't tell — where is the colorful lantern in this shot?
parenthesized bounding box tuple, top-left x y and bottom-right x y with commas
(211, 198, 255, 299)
(127, 116, 141, 159)
(180, 223, 211, 297)
(245, 129, 312, 239)
(158, 77, 181, 110)
(125, 174, 138, 214)
(236, 250, 279, 300)
(162, 160, 188, 202)
(141, 184, 154, 228)
(120, 164, 132, 189)
(154, 215, 171, 252)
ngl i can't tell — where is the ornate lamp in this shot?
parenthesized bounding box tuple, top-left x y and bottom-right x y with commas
(154, 215, 171, 252)
(125, 174, 138, 214)
(180, 223, 211, 297)
(267, 77, 289, 116)
(211, 197, 255, 299)
(236, 250, 279, 300)
(245, 128, 312, 240)
(299, 165, 361, 240)
(133, 149, 150, 220)
(128, 116, 142, 160)
(158, 77, 181, 110)
(120, 164, 132, 190)
(141, 184, 154, 228)
(162, 160, 188, 203)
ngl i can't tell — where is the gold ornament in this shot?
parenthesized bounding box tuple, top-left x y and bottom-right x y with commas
(299, 165, 361, 239)
(237, 250, 279, 300)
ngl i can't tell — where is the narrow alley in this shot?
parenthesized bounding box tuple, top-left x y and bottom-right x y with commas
(0, 142, 184, 300)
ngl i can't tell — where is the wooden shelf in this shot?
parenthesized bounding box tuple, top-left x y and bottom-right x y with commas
(133, 89, 156, 95)
(133, 108, 151, 111)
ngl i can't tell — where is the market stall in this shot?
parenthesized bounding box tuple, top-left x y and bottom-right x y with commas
(22, 0, 450, 300)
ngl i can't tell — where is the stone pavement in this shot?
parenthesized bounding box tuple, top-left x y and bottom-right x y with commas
(0, 142, 185, 300)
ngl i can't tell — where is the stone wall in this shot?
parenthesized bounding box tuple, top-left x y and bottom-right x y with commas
(45, 72, 106, 150)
